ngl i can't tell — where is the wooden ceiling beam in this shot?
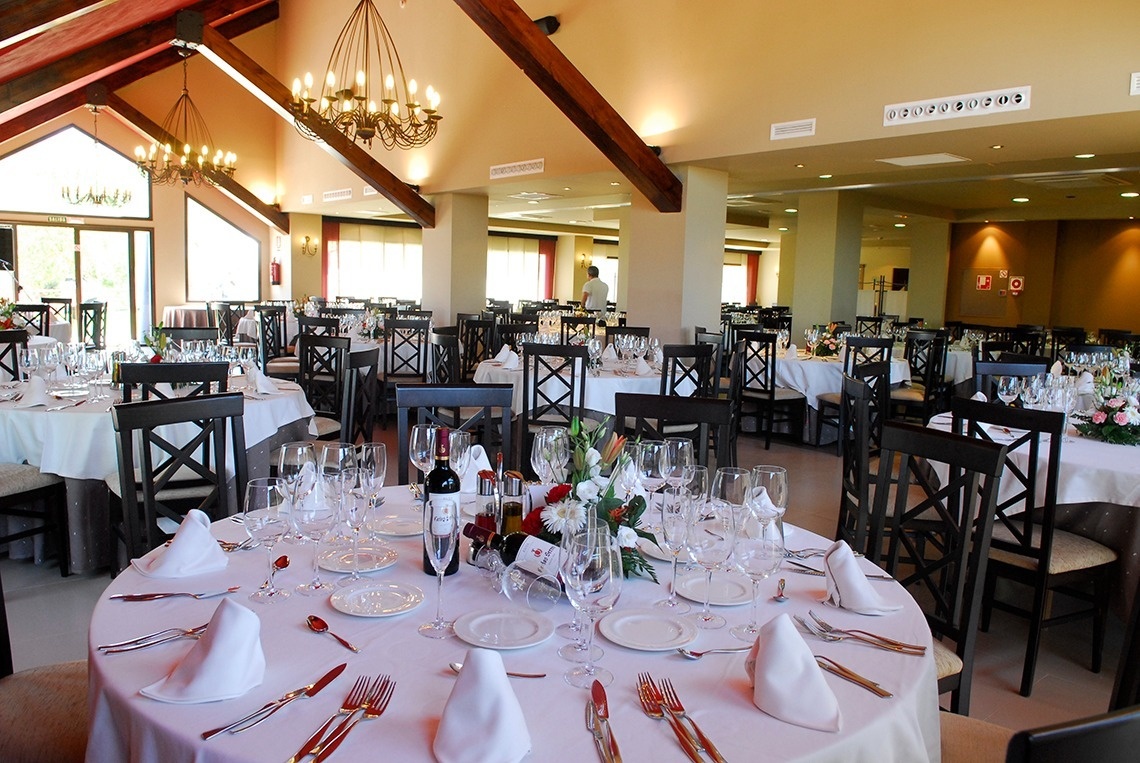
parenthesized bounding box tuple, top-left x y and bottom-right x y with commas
(0, 89, 91, 145)
(177, 14, 436, 228)
(0, 0, 106, 48)
(452, 0, 682, 213)
(105, 90, 290, 233)
(0, 0, 272, 120)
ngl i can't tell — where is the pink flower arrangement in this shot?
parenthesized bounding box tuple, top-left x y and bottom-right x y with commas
(1075, 393, 1140, 446)
(1092, 411, 1107, 424)
(1115, 412, 1130, 426)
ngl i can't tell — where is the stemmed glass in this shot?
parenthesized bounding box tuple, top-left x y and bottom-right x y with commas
(613, 442, 642, 500)
(337, 468, 374, 588)
(18, 348, 38, 382)
(244, 478, 290, 604)
(1021, 374, 1046, 409)
(654, 487, 692, 614)
(996, 375, 1021, 406)
(39, 345, 59, 393)
(320, 442, 357, 475)
(420, 485, 460, 639)
(357, 443, 388, 501)
(730, 498, 786, 641)
(561, 522, 623, 687)
(685, 498, 736, 629)
(409, 424, 436, 498)
(750, 465, 788, 510)
(295, 474, 338, 596)
(448, 431, 472, 485)
(658, 438, 694, 491)
(557, 516, 605, 658)
(586, 336, 603, 375)
(687, 465, 709, 502)
(278, 442, 317, 541)
(637, 440, 667, 498)
(710, 466, 751, 516)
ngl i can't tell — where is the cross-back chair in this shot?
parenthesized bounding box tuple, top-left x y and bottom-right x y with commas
(816, 337, 894, 445)
(379, 318, 430, 426)
(972, 360, 1049, 401)
(733, 330, 806, 449)
(459, 317, 494, 379)
(659, 343, 717, 397)
(257, 305, 297, 380)
(560, 315, 597, 344)
(613, 392, 734, 468)
(9, 304, 48, 336)
(395, 384, 514, 484)
(298, 334, 351, 441)
(429, 330, 461, 384)
(0, 328, 27, 381)
(519, 343, 587, 472)
(79, 301, 107, 349)
(41, 297, 72, 324)
(889, 330, 947, 423)
(118, 361, 230, 402)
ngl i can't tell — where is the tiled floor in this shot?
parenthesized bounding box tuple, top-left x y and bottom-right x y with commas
(1, 428, 1124, 734)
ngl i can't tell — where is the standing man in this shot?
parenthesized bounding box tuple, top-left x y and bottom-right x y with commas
(581, 265, 609, 313)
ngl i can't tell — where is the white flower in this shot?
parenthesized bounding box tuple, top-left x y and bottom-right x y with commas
(575, 479, 600, 503)
(542, 500, 586, 535)
(616, 526, 638, 549)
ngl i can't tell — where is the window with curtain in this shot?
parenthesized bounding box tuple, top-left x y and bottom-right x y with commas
(486, 235, 546, 303)
(329, 223, 423, 300)
(185, 197, 259, 302)
(722, 263, 747, 305)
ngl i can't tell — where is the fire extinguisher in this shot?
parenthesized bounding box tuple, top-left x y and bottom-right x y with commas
(270, 259, 282, 285)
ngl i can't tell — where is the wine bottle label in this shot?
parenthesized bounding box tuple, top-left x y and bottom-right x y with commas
(426, 494, 459, 536)
(514, 535, 562, 578)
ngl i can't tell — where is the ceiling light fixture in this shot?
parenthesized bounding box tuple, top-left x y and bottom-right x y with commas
(63, 105, 133, 207)
(1122, 192, 1140, 198)
(991, 144, 1004, 149)
(784, 208, 798, 213)
(794, 163, 804, 168)
(1075, 153, 1096, 159)
(1012, 197, 1030, 203)
(819, 174, 832, 179)
(778, 227, 788, 231)
(134, 58, 235, 186)
(290, 0, 440, 149)
(609, 181, 621, 186)
(894, 223, 907, 228)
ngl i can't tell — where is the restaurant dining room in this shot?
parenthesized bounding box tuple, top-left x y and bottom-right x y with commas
(3, 1, 1140, 761)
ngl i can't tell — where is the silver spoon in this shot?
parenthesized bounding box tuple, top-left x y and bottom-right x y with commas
(449, 661, 545, 678)
(772, 578, 788, 603)
(676, 646, 752, 660)
(306, 615, 360, 653)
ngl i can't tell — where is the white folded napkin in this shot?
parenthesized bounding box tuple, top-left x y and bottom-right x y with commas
(246, 366, 280, 395)
(821, 540, 900, 615)
(752, 486, 784, 517)
(14, 375, 54, 408)
(745, 613, 841, 732)
(434, 648, 531, 763)
(493, 344, 511, 363)
(1077, 371, 1095, 395)
(971, 391, 987, 402)
(500, 351, 520, 371)
(784, 344, 797, 360)
(140, 598, 265, 704)
(601, 344, 618, 361)
(1050, 360, 1063, 376)
(460, 445, 493, 493)
(635, 357, 653, 376)
(132, 509, 229, 578)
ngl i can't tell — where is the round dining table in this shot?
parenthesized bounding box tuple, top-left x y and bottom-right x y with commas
(86, 486, 941, 762)
(774, 352, 911, 409)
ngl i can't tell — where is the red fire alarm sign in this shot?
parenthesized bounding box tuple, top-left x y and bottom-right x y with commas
(976, 274, 992, 291)
(1009, 276, 1025, 293)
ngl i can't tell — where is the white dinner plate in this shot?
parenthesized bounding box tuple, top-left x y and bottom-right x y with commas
(637, 537, 675, 563)
(330, 581, 424, 618)
(598, 609, 698, 651)
(370, 514, 423, 537)
(675, 571, 753, 606)
(318, 543, 398, 573)
(453, 609, 555, 650)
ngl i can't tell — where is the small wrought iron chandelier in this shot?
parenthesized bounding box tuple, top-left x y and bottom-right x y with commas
(134, 57, 236, 186)
(289, 0, 441, 150)
(62, 106, 133, 208)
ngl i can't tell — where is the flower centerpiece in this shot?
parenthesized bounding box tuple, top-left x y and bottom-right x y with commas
(1074, 393, 1140, 446)
(520, 418, 658, 580)
(141, 322, 168, 362)
(0, 297, 14, 330)
(811, 322, 842, 358)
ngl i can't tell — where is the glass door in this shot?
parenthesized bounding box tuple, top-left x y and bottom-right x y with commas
(79, 229, 133, 346)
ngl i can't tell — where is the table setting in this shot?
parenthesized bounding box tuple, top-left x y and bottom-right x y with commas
(87, 434, 940, 762)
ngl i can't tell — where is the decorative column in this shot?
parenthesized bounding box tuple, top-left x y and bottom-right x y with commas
(788, 191, 863, 337)
(421, 193, 488, 321)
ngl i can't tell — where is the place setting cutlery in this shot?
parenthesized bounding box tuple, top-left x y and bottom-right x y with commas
(591, 679, 622, 763)
(807, 610, 926, 654)
(109, 586, 240, 602)
(793, 614, 925, 655)
(635, 672, 726, 763)
(96, 622, 210, 653)
(201, 662, 347, 740)
(290, 674, 394, 761)
(448, 661, 544, 679)
(306, 615, 361, 653)
(286, 674, 381, 762)
(676, 645, 752, 660)
(784, 559, 892, 581)
(813, 655, 892, 698)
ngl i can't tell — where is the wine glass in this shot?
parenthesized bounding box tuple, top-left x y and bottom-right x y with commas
(420, 487, 460, 639)
(38, 345, 60, 392)
(750, 465, 788, 511)
(730, 499, 785, 641)
(637, 440, 667, 495)
(685, 498, 736, 629)
(586, 336, 602, 375)
(278, 442, 317, 541)
(541, 426, 570, 483)
(612, 442, 642, 500)
(996, 375, 1021, 406)
(408, 424, 436, 488)
(294, 475, 338, 596)
(448, 431, 472, 484)
(320, 442, 357, 475)
(710, 466, 751, 516)
(658, 437, 694, 489)
(357, 442, 388, 499)
(1021, 374, 1046, 409)
(244, 478, 290, 604)
(687, 465, 709, 502)
(337, 468, 373, 588)
(556, 516, 606, 658)
(561, 523, 623, 687)
(18, 348, 38, 382)
(530, 430, 554, 484)
(654, 487, 692, 614)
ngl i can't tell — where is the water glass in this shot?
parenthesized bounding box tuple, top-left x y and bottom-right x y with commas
(420, 487, 460, 639)
(685, 499, 736, 629)
(731, 501, 785, 641)
(654, 487, 692, 614)
(295, 479, 338, 596)
(244, 478, 290, 604)
(561, 523, 623, 687)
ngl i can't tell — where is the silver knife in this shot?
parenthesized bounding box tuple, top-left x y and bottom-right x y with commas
(591, 680, 622, 763)
(815, 656, 892, 698)
(586, 701, 611, 763)
(786, 559, 893, 580)
(201, 662, 347, 740)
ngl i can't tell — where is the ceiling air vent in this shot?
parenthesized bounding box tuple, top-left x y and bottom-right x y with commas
(770, 118, 816, 141)
(1131, 72, 1140, 96)
(322, 188, 352, 202)
(1016, 173, 1130, 190)
(508, 191, 562, 202)
(362, 186, 378, 197)
(490, 158, 545, 180)
(883, 86, 1030, 127)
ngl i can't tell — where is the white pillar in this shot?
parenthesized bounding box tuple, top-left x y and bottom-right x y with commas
(789, 191, 863, 337)
(421, 193, 488, 322)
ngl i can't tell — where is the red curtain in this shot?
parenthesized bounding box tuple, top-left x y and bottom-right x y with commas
(745, 253, 760, 305)
(539, 238, 556, 299)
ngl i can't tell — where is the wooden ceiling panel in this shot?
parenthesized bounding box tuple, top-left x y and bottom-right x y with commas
(0, 1, 108, 49)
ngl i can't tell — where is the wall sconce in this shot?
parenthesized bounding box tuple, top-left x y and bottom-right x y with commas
(299, 236, 319, 256)
(578, 252, 592, 270)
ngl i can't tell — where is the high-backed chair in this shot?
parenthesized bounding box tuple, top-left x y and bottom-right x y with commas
(560, 315, 597, 344)
(834, 373, 874, 556)
(459, 317, 494, 379)
(0, 564, 88, 762)
(733, 330, 806, 449)
(429, 330, 461, 384)
(972, 359, 1049, 401)
(208, 301, 245, 345)
(855, 315, 882, 336)
(118, 361, 229, 402)
(297, 334, 351, 441)
(395, 384, 514, 484)
(613, 392, 733, 468)
(874, 421, 1007, 714)
(816, 336, 893, 445)
(108, 393, 248, 567)
(890, 330, 947, 423)
(952, 397, 1116, 697)
(79, 300, 107, 349)
(519, 343, 587, 473)
(296, 314, 340, 338)
(9, 304, 48, 336)
(493, 322, 537, 354)
(602, 325, 651, 345)
(1005, 707, 1140, 762)
(345, 347, 379, 445)
(659, 343, 717, 397)
(41, 297, 72, 324)
(379, 318, 431, 426)
(0, 328, 27, 381)
(256, 305, 297, 379)
(1050, 326, 1085, 362)
(160, 326, 220, 351)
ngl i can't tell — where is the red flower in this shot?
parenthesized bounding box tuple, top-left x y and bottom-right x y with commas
(609, 507, 626, 524)
(521, 508, 545, 536)
(148, 354, 163, 364)
(545, 483, 572, 505)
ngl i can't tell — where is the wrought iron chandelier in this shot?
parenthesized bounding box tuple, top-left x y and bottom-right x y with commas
(289, 0, 441, 150)
(62, 106, 133, 208)
(134, 58, 236, 186)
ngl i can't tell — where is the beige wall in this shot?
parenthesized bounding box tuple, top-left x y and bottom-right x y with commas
(1052, 220, 1140, 332)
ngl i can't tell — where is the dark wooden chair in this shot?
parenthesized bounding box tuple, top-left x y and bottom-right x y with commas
(613, 392, 733, 468)
(379, 318, 431, 426)
(429, 330, 461, 384)
(855, 315, 882, 336)
(298, 334, 351, 441)
(459, 317, 495, 379)
(733, 330, 806, 449)
(41, 297, 72, 324)
(345, 347, 379, 444)
(494, 322, 537, 354)
(297, 314, 341, 337)
(952, 397, 1115, 697)
(395, 384, 514, 484)
(160, 326, 220, 350)
(560, 315, 597, 344)
(660, 343, 716, 397)
(602, 325, 651, 345)
(816, 337, 893, 445)
(256, 305, 297, 379)
(972, 360, 1049, 401)
(519, 343, 587, 473)
(0, 328, 27, 381)
(890, 330, 947, 423)
(1005, 706, 1140, 762)
(874, 421, 1007, 714)
(320, 306, 366, 319)
(1050, 326, 1086, 362)
(9, 304, 48, 336)
(835, 373, 874, 556)
(208, 301, 245, 345)
(79, 300, 107, 349)
(108, 393, 248, 567)
(118, 361, 230, 402)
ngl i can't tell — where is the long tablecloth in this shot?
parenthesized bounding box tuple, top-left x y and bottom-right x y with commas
(86, 488, 940, 762)
(774, 353, 911, 409)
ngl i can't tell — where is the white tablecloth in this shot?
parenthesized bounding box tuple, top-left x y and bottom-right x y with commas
(943, 350, 974, 386)
(775, 353, 910, 409)
(473, 358, 685, 416)
(162, 305, 212, 329)
(86, 489, 940, 763)
(236, 312, 299, 344)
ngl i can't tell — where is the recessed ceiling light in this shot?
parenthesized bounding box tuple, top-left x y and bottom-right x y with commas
(562, 186, 572, 191)
(778, 227, 789, 231)
(527, 200, 539, 204)
(1122, 192, 1140, 198)
(784, 208, 798, 214)
(794, 164, 804, 168)
(1075, 153, 1095, 159)
(818, 174, 832, 179)
(894, 223, 907, 228)
(609, 182, 621, 186)
(991, 144, 1004, 150)
(1012, 197, 1030, 203)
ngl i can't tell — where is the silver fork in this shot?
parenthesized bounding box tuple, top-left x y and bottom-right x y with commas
(99, 624, 209, 653)
(97, 622, 210, 651)
(287, 675, 372, 763)
(794, 615, 921, 654)
(314, 676, 395, 762)
(657, 679, 727, 763)
(635, 674, 702, 763)
(808, 610, 927, 653)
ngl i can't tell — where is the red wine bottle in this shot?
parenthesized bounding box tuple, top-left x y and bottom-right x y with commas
(462, 523, 563, 578)
(423, 428, 461, 576)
